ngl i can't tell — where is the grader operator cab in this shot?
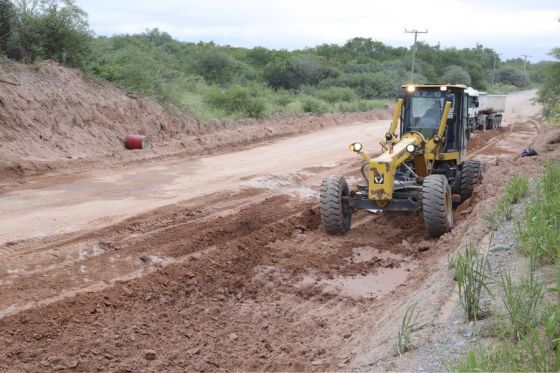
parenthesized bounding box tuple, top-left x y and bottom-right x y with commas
(320, 84, 482, 238)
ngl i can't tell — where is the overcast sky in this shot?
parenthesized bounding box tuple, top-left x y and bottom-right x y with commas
(77, 0, 559, 62)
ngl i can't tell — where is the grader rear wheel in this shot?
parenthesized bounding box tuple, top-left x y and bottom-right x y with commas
(320, 175, 352, 235)
(422, 174, 454, 238)
(460, 160, 482, 202)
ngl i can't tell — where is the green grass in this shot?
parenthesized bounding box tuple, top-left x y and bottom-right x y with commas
(499, 270, 544, 341)
(517, 160, 560, 264)
(449, 244, 492, 322)
(395, 303, 419, 355)
(504, 175, 529, 204)
(484, 175, 529, 229)
(457, 159, 560, 371)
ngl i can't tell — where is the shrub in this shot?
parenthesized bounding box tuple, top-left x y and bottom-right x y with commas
(272, 89, 293, 107)
(488, 83, 519, 94)
(441, 65, 472, 86)
(320, 72, 397, 99)
(5, 0, 92, 67)
(191, 49, 241, 84)
(264, 55, 336, 90)
(336, 99, 385, 113)
(204, 85, 266, 118)
(495, 66, 529, 88)
(316, 87, 357, 103)
(300, 96, 328, 114)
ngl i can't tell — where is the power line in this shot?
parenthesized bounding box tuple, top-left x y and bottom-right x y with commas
(405, 29, 428, 83)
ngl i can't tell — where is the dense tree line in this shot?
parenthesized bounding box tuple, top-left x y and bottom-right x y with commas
(0, 0, 553, 120)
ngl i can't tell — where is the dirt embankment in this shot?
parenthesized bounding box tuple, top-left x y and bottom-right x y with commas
(0, 61, 391, 178)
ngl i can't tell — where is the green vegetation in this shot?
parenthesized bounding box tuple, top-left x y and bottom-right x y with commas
(484, 175, 529, 229)
(0, 0, 92, 67)
(499, 270, 544, 341)
(0, 1, 553, 121)
(458, 159, 560, 371)
(537, 48, 560, 124)
(395, 303, 419, 355)
(504, 175, 529, 204)
(449, 245, 492, 321)
(517, 160, 560, 264)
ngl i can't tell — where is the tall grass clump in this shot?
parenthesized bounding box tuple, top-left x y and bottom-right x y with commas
(499, 270, 544, 341)
(458, 159, 560, 371)
(503, 175, 529, 204)
(449, 245, 492, 321)
(395, 303, 419, 355)
(484, 174, 529, 227)
(517, 159, 560, 264)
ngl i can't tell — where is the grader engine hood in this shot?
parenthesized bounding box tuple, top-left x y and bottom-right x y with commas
(368, 135, 422, 203)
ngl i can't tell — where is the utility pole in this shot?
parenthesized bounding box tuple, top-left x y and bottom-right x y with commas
(491, 52, 502, 85)
(521, 54, 532, 70)
(405, 29, 428, 83)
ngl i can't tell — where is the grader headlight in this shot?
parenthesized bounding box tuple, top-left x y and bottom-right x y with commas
(406, 144, 416, 153)
(349, 142, 363, 153)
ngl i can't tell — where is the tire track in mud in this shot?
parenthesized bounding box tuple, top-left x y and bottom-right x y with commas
(0, 185, 434, 372)
(0, 126, 536, 372)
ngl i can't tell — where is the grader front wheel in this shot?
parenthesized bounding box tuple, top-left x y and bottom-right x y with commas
(320, 175, 352, 235)
(422, 174, 454, 238)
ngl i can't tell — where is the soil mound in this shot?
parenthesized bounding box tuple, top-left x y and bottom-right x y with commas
(0, 61, 197, 161)
(0, 61, 391, 178)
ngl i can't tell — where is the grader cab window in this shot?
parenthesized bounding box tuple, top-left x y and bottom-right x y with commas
(402, 90, 454, 139)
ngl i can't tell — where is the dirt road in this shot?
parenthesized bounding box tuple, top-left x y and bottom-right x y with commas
(0, 90, 545, 372)
(0, 120, 391, 245)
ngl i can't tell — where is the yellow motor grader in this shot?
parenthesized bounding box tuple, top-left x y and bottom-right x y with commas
(320, 84, 482, 237)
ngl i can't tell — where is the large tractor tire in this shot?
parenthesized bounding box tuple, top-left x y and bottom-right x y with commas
(320, 175, 352, 235)
(460, 160, 482, 202)
(422, 174, 454, 238)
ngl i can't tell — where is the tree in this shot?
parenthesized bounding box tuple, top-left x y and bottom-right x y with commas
(263, 55, 336, 90)
(0, 0, 16, 54)
(495, 66, 529, 88)
(320, 72, 398, 98)
(191, 49, 240, 84)
(441, 65, 472, 85)
(5, 0, 92, 66)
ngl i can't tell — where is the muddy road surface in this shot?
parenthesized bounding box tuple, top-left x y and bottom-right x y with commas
(0, 90, 543, 371)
